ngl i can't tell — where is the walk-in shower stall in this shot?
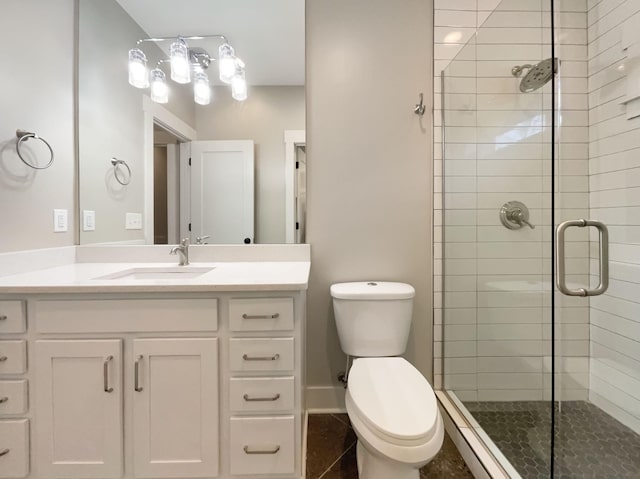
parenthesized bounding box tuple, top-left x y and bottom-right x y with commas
(437, 0, 640, 477)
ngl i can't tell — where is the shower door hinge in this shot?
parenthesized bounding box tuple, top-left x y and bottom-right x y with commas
(296, 161, 299, 169)
(188, 157, 191, 166)
(188, 223, 191, 231)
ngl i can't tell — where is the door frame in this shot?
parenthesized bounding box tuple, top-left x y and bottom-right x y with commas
(142, 96, 197, 244)
(284, 130, 306, 243)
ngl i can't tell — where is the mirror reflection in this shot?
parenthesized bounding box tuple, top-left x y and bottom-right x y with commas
(78, 0, 305, 245)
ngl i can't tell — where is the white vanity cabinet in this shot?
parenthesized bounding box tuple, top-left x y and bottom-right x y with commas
(132, 338, 219, 478)
(4, 289, 305, 479)
(34, 340, 124, 479)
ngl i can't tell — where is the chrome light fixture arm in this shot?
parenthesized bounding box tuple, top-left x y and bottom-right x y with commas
(136, 34, 229, 46)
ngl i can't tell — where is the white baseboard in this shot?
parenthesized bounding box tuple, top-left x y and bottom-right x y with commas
(305, 386, 346, 413)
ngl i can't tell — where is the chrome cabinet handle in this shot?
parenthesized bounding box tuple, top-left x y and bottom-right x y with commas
(244, 445, 280, 455)
(0, 356, 7, 362)
(103, 356, 114, 393)
(243, 393, 281, 402)
(242, 313, 280, 319)
(134, 355, 143, 392)
(242, 353, 280, 361)
(556, 219, 609, 297)
(0, 448, 9, 457)
(0, 397, 8, 404)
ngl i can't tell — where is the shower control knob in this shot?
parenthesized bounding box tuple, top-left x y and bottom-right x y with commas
(500, 201, 535, 230)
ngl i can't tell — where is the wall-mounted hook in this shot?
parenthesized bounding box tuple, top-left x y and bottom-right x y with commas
(414, 93, 426, 116)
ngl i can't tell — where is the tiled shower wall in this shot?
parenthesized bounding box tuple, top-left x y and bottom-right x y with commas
(587, 0, 640, 434)
(434, 0, 591, 401)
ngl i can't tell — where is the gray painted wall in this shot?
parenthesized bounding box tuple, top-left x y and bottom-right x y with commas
(0, 0, 75, 253)
(305, 0, 434, 387)
(196, 86, 305, 244)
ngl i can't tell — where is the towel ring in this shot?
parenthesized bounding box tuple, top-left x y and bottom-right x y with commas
(111, 157, 131, 186)
(15, 129, 54, 170)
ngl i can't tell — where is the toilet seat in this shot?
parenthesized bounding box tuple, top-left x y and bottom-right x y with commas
(347, 357, 439, 447)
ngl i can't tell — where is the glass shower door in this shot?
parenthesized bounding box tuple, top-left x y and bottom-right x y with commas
(440, 0, 555, 476)
(552, 0, 640, 476)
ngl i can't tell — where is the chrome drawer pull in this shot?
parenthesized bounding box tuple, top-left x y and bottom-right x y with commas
(103, 355, 114, 393)
(242, 353, 280, 361)
(0, 397, 8, 404)
(134, 355, 144, 392)
(244, 445, 280, 455)
(0, 315, 7, 321)
(0, 356, 7, 362)
(242, 313, 280, 320)
(243, 393, 281, 402)
(0, 448, 9, 457)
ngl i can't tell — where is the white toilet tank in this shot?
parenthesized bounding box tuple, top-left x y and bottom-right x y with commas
(330, 282, 415, 357)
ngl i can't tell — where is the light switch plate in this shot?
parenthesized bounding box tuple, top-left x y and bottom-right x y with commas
(125, 212, 142, 230)
(83, 210, 96, 231)
(53, 209, 68, 232)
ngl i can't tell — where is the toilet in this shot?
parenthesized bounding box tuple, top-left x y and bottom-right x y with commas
(331, 281, 444, 479)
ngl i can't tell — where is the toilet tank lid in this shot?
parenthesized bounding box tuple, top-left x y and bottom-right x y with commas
(330, 282, 415, 300)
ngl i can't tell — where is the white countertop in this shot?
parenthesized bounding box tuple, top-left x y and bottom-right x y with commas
(0, 261, 310, 294)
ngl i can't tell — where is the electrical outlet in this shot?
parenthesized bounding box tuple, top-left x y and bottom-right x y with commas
(125, 212, 142, 230)
(53, 209, 68, 233)
(83, 210, 96, 231)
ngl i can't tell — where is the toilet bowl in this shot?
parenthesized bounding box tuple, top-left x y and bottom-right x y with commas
(330, 281, 444, 479)
(346, 357, 444, 479)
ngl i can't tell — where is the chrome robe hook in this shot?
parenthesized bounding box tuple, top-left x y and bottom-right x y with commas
(414, 93, 426, 116)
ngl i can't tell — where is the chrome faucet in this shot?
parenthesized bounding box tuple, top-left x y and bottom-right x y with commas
(169, 238, 189, 266)
(196, 235, 210, 245)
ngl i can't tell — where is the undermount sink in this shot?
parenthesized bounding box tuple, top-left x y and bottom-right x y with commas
(96, 266, 215, 281)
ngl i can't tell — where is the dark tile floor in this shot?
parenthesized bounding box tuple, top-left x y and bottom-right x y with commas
(306, 413, 474, 479)
(465, 401, 640, 479)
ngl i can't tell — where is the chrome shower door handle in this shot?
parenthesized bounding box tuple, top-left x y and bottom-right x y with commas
(556, 219, 609, 297)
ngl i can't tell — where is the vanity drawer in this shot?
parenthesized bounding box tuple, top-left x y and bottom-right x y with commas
(0, 380, 28, 415)
(0, 302, 26, 334)
(229, 338, 294, 372)
(35, 299, 218, 333)
(0, 341, 27, 375)
(230, 376, 294, 413)
(0, 419, 30, 478)
(229, 297, 294, 331)
(229, 416, 295, 475)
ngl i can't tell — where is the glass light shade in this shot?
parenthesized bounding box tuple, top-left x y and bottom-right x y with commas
(231, 63, 247, 102)
(150, 68, 169, 103)
(170, 39, 191, 84)
(218, 43, 236, 84)
(193, 71, 211, 105)
(128, 49, 149, 88)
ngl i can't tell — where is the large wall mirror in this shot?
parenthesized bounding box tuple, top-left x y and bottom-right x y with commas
(78, 0, 305, 245)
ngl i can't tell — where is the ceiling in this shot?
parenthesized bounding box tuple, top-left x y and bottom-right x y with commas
(115, 0, 305, 86)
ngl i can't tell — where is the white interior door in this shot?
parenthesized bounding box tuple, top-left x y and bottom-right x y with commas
(190, 140, 254, 244)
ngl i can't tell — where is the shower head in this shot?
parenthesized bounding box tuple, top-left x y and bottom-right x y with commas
(512, 58, 557, 93)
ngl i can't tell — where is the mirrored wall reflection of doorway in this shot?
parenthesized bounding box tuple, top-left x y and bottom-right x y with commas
(153, 123, 181, 245)
(437, 0, 640, 477)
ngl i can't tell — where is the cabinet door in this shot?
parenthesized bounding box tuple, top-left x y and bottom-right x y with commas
(133, 338, 218, 478)
(34, 340, 123, 479)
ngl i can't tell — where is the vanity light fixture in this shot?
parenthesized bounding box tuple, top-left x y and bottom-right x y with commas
(127, 34, 247, 105)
